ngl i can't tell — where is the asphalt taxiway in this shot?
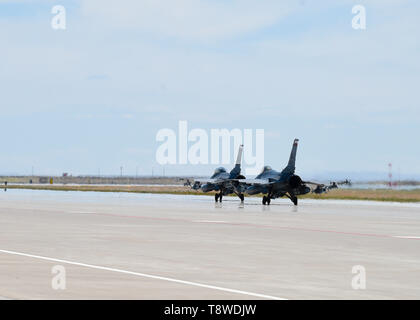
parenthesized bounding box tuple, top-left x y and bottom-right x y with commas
(0, 190, 419, 299)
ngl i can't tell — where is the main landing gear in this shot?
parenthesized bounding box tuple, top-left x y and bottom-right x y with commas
(262, 193, 298, 206)
(286, 193, 298, 206)
(233, 190, 245, 202)
(262, 195, 271, 205)
(215, 192, 244, 202)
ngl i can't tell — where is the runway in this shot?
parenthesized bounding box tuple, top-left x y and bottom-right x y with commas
(0, 189, 419, 299)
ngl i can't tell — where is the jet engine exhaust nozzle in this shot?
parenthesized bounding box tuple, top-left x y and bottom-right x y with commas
(289, 175, 302, 189)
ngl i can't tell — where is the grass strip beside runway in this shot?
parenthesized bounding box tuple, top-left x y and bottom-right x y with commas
(5, 184, 420, 203)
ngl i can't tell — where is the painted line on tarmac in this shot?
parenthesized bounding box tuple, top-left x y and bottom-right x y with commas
(393, 236, 420, 239)
(193, 220, 229, 224)
(0, 249, 286, 300)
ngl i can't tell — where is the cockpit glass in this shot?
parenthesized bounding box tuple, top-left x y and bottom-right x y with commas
(214, 167, 227, 174)
(259, 165, 272, 174)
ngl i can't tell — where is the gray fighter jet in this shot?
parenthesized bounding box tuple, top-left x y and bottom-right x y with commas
(192, 145, 246, 202)
(239, 139, 326, 206)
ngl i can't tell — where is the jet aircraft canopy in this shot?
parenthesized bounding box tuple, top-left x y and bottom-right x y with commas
(259, 165, 272, 174)
(213, 167, 227, 175)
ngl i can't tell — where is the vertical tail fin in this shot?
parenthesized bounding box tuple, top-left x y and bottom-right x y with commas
(235, 144, 243, 166)
(283, 139, 299, 174)
(229, 144, 243, 178)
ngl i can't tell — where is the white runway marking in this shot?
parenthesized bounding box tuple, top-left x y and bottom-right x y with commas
(393, 236, 420, 239)
(0, 249, 286, 300)
(193, 220, 229, 224)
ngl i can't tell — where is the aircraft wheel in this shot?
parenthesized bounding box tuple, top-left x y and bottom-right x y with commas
(262, 196, 267, 205)
(267, 197, 271, 205)
(215, 194, 219, 202)
(239, 194, 244, 202)
(292, 196, 298, 206)
(219, 194, 223, 202)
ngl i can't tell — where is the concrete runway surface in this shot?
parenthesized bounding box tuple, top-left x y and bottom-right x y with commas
(0, 189, 419, 300)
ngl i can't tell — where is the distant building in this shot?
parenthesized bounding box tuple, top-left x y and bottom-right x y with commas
(39, 177, 48, 184)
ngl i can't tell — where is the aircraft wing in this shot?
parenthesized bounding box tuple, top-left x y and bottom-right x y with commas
(194, 178, 215, 184)
(230, 178, 272, 185)
(195, 178, 273, 186)
(302, 180, 325, 187)
(193, 178, 232, 185)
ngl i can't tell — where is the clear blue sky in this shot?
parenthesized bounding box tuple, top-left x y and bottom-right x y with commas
(1, 0, 419, 178)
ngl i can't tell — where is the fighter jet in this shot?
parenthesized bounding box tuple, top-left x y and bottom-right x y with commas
(240, 139, 327, 206)
(192, 145, 246, 202)
(312, 180, 350, 194)
(312, 184, 331, 194)
(337, 179, 352, 187)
